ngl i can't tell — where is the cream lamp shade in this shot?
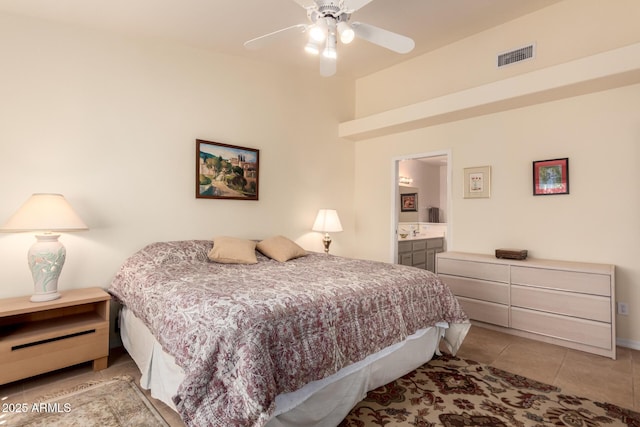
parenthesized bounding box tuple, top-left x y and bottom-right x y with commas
(1, 193, 88, 302)
(312, 209, 342, 254)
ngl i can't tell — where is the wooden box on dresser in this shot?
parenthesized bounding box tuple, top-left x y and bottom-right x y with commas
(436, 252, 616, 359)
(0, 287, 110, 385)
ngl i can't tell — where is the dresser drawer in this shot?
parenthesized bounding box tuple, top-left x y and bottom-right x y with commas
(440, 274, 509, 304)
(511, 285, 611, 322)
(437, 258, 509, 283)
(457, 297, 509, 327)
(511, 307, 612, 350)
(511, 266, 610, 296)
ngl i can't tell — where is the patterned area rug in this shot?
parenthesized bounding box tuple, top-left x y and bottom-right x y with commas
(8, 375, 169, 427)
(340, 354, 640, 427)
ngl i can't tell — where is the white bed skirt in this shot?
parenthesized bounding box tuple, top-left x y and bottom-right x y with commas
(119, 307, 450, 427)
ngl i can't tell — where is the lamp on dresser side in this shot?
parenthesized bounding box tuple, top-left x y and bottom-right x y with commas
(1, 193, 88, 302)
(312, 209, 343, 254)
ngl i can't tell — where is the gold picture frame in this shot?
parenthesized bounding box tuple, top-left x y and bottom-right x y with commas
(463, 166, 491, 199)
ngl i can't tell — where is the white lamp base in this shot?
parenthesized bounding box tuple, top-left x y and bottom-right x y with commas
(28, 234, 65, 303)
(30, 291, 61, 302)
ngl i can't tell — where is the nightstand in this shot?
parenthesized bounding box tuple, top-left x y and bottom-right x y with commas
(0, 287, 110, 385)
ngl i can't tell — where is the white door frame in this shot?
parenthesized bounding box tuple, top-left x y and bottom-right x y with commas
(390, 149, 452, 263)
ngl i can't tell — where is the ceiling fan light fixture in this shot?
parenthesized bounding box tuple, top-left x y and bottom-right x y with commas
(322, 33, 337, 59)
(337, 21, 355, 44)
(304, 40, 321, 55)
(309, 18, 328, 42)
(322, 46, 337, 59)
(244, 0, 416, 77)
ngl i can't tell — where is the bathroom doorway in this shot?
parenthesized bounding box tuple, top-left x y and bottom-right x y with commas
(392, 150, 452, 264)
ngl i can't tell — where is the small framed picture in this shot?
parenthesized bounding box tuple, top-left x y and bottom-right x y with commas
(463, 166, 491, 198)
(400, 193, 418, 212)
(196, 139, 259, 200)
(533, 158, 569, 196)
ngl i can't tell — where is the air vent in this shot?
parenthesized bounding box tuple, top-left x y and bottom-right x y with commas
(497, 44, 535, 68)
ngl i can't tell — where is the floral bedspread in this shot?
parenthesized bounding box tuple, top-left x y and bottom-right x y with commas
(108, 240, 469, 427)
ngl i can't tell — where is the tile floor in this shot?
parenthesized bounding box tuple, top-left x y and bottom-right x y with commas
(456, 325, 640, 413)
(1, 325, 638, 426)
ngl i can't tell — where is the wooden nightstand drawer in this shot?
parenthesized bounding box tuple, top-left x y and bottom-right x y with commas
(0, 288, 110, 385)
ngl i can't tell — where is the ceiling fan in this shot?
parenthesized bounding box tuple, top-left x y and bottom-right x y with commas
(244, 0, 415, 77)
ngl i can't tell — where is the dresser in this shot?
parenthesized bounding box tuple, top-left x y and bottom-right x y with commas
(398, 237, 444, 272)
(436, 252, 616, 359)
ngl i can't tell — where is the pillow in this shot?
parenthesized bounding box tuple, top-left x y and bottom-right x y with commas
(257, 235, 307, 262)
(208, 236, 257, 264)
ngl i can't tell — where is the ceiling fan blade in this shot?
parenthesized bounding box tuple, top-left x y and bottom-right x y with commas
(320, 56, 337, 77)
(344, 0, 374, 12)
(351, 22, 415, 54)
(291, 0, 317, 9)
(244, 24, 307, 50)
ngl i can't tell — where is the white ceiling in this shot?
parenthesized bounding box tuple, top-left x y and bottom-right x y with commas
(0, 0, 561, 78)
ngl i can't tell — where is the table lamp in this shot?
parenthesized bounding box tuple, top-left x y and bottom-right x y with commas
(312, 209, 342, 254)
(1, 193, 88, 302)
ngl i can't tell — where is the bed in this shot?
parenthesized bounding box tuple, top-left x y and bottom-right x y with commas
(108, 237, 470, 427)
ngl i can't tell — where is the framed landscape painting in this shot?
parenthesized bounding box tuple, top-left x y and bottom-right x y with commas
(196, 139, 259, 200)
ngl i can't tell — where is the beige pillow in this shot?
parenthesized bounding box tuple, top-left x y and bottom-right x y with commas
(257, 235, 307, 262)
(208, 236, 258, 264)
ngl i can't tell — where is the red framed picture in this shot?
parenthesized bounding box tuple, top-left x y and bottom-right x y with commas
(533, 158, 569, 195)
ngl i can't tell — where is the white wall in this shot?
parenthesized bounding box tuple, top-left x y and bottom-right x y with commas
(351, 0, 640, 346)
(355, 0, 640, 117)
(0, 13, 356, 299)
